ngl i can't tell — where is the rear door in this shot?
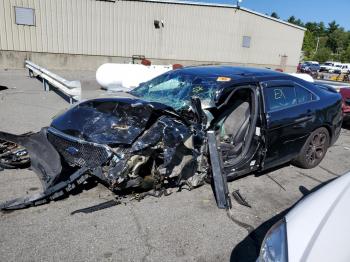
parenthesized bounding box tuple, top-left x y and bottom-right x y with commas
(260, 80, 319, 170)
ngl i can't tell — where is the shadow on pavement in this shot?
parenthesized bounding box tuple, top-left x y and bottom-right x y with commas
(0, 85, 8, 91)
(230, 209, 288, 262)
(229, 177, 336, 262)
(299, 177, 336, 197)
(34, 76, 74, 104)
(342, 122, 350, 130)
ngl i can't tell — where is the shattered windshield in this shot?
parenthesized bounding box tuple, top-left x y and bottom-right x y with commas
(130, 71, 220, 110)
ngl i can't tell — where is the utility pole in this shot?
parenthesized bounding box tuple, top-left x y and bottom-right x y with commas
(315, 37, 320, 53)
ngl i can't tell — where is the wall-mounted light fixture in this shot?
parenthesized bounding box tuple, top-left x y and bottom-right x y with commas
(154, 20, 164, 29)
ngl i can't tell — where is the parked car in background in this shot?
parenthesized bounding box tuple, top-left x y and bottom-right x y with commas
(339, 64, 350, 74)
(0, 66, 343, 210)
(331, 64, 343, 73)
(320, 61, 342, 73)
(304, 61, 319, 65)
(340, 87, 350, 122)
(257, 171, 350, 262)
(300, 62, 320, 74)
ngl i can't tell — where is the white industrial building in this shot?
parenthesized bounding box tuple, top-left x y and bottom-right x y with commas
(0, 0, 305, 71)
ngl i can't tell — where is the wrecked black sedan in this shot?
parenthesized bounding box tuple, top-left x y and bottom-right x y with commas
(0, 66, 342, 210)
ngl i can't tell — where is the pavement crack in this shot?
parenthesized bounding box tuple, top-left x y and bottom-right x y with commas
(227, 209, 254, 233)
(129, 205, 154, 262)
(266, 174, 286, 191)
(296, 171, 323, 183)
(319, 165, 339, 177)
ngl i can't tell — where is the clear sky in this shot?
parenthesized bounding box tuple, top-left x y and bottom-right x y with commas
(185, 0, 350, 30)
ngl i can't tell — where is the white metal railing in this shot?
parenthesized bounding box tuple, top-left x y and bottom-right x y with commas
(25, 60, 82, 104)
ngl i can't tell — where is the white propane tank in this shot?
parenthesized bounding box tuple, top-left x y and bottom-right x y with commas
(96, 63, 173, 91)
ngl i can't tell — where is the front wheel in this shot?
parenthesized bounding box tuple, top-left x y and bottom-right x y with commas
(293, 127, 329, 169)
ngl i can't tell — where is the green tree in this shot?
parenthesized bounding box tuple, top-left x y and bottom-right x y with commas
(287, 16, 350, 63)
(327, 21, 339, 34)
(305, 22, 318, 33)
(270, 12, 280, 19)
(313, 47, 332, 63)
(303, 30, 317, 59)
(287, 16, 304, 27)
(317, 22, 326, 36)
(326, 28, 347, 54)
(341, 45, 350, 62)
(304, 22, 326, 37)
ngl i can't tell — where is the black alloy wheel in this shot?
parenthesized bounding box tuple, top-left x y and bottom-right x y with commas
(293, 127, 330, 169)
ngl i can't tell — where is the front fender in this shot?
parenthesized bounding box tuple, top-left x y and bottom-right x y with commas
(0, 128, 62, 190)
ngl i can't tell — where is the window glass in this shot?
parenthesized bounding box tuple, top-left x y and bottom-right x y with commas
(265, 86, 297, 111)
(295, 86, 314, 104)
(242, 36, 251, 48)
(130, 71, 219, 110)
(264, 83, 317, 111)
(15, 7, 35, 26)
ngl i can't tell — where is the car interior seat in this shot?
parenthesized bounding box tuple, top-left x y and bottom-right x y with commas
(220, 100, 251, 157)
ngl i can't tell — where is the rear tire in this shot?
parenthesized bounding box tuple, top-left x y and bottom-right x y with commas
(293, 127, 329, 169)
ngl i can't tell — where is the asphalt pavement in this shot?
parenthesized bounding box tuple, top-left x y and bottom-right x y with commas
(0, 69, 350, 262)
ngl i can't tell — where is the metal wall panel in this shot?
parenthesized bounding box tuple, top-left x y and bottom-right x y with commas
(0, 0, 305, 67)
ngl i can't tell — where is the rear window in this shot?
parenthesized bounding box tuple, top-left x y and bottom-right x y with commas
(295, 85, 315, 104)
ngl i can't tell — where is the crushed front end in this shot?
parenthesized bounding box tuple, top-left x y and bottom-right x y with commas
(0, 97, 209, 210)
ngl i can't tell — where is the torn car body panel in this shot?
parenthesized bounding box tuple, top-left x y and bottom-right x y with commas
(50, 98, 168, 145)
(0, 129, 62, 190)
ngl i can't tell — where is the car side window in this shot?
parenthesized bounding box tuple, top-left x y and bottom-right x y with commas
(264, 86, 297, 111)
(264, 82, 316, 112)
(295, 85, 315, 104)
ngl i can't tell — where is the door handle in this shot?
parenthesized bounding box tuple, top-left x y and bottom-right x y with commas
(295, 116, 313, 122)
(294, 110, 314, 124)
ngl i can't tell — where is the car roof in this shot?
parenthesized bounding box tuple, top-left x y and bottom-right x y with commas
(176, 65, 285, 80)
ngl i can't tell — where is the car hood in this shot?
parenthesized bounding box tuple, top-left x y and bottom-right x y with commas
(285, 172, 350, 262)
(50, 96, 173, 145)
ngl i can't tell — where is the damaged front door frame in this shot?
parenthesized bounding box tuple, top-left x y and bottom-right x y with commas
(207, 130, 231, 209)
(212, 84, 263, 177)
(207, 84, 263, 208)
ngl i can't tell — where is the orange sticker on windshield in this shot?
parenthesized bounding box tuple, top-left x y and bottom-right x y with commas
(217, 77, 231, 82)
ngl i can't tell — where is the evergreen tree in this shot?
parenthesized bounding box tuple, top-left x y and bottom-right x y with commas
(285, 16, 350, 62)
(270, 12, 280, 19)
